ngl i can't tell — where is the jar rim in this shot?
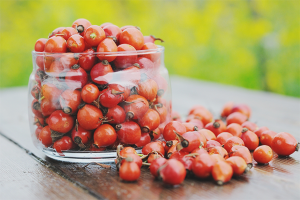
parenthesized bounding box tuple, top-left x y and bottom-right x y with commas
(32, 45, 164, 56)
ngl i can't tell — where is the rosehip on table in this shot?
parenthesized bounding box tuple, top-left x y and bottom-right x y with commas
(272, 132, 299, 156)
(158, 159, 186, 185)
(205, 119, 226, 137)
(253, 145, 273, 164)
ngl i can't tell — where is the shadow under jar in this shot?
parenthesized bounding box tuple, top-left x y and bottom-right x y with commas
(29, 46, 171, 163)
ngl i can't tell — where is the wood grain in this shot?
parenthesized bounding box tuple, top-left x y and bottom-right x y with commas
(0, 76, 300, 200)
(0, 135, 97, 200)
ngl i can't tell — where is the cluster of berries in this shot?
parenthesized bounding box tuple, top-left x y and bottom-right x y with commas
(116, 103, 299, 185)
(31, 19, 169, 153)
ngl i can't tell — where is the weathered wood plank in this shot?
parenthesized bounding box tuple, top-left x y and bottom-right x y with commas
(0, 76, 300, 200)
(0, 135, 97, 200)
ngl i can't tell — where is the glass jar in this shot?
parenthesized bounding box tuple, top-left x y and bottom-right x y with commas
(28, 46, 171, 163)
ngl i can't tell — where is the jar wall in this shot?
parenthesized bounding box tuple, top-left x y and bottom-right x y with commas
(28, 46, 171, 162)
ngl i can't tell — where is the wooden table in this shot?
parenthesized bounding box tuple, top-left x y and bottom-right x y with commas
(1, 75, 300, 200)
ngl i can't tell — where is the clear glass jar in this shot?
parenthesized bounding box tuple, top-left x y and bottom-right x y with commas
(28, 46, 171, 163)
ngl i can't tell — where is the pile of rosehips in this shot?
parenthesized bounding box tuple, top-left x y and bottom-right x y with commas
(116, 103, 299, 186)
(31, 18, 169, 153)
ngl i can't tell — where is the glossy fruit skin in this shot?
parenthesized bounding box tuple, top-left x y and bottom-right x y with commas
(170, 151, 194, 171)
(90, 61, 113, 85)
(65, 67, 88, 89)
(142, 141, 165, 155)
(114, 44, 137, 69)
(242, 121, 258, 132)
(150, 127, 161, 141)
(67, 34, 85, 53)
(60, 54, 79, 69)
(206, 140, 222, 148)
(254, 126, 269, 138)
(253, 145, 273, 164)
(192, 153, 216, 178)
(38, 126, 52, 147)
(81, 84, 100, 104)
(109, 84, 130, 100)
(150, 157, 167, 177)
(137, 79, 158, 102)
(72, 18, 92, 36)
(163, 121, 186, 141)
(193, 131, 207, 148)
(225, 123, 243, 137)
(124, 95, 149, 120)
(189, 107, 213, 126)
(224, 136, 245, 153)
(205, 119, 226, 137)
(48, 110, 74, 133)
(94, 124, 117, 147)
(116, 121, 141, 144)
(212, 161, 233, 185)
(79, 48, 96, 71)
(191, 147, 209, 156)
(106, 105, 125, 124)
(147, 153, 163, 164)
(185, 118, 203, 129)
(119, 28, 144, 50)
(260, 130, 277, 147)
(230, 146, 252, 165)
(180, 131, 201, 153)
(49, 27, 65, 38)
(77, 104, 103, 130)
(135, 132, 151, 147)
(60, 27, 78, 41)
(40, 98, 61, 117)
(120, 153, 143, 168)
(99, 88, 123, 108)
(216, 132, 234, 145)
(103, 24, 122, 42)
(53, 136, 73, 153)
(198, 129, 216, 141)
(84, 25, 106, 46)
(45, 36, 67, 53)
(226, 112, 248, 125)
(139, 109, 160, 133)
(208, 146, 229, 159)
(141, 43, 160, 62)
(231, 104, 251, 119)
(226, 156, 247, 175)
(119, 147, 137, 157)
(159, 159, 186, 185)
(97, 38, 118, 62)
(272, 132, 298, 156)
(35, 38, 48, 52)
(220, 102, 234, 118)
(60, 90, 81, 114)
(182, 123, 198, 132)
(71, 125, 92, 146)
(42, 83, 63, 102)
(241, 130, 259, 151)
(119, 160, 141, 182)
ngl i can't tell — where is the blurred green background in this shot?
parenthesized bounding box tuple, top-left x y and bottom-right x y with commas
(0, 0, 299, 97)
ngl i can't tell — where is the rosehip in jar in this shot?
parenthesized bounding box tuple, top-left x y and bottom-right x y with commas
(115, 121, 141, 144)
